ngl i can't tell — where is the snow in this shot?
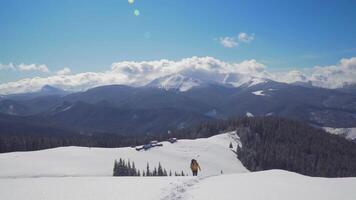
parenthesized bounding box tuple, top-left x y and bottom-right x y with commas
(149, 73, 201, 92)
(245, 77, 268, 87)
(205, 109, 218, 117)
(0, 132, 247, 178)
(147, 71, 272, 92)
(1, 171, 355, 200)
(323, 127, 356, 140)
(186, 170, 356, 200)
(0, 132, 248, 199)
(0, 176, 190, 200)
(60, 105, 72, 112)
(251, 90, 265, 96)
(1, 132, 356, 200)
(246, 112, 254, 117)
(265, 112, 274, 116)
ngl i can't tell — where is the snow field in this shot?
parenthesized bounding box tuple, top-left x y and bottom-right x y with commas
(0, 132, 247, 178)
(1, 132, 356, 200)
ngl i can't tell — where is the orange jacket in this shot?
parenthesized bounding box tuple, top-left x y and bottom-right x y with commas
(190, 162, 201, 171)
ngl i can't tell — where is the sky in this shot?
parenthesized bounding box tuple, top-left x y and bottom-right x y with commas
(0, 0, 356, 93)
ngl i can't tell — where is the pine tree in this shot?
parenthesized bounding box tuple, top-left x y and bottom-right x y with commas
(122, 159, 127, 176)
(169, 170, 172, 176)
(229, 142, 233, 148)
(132, 161, 137, 176)
(146, 163, 150, 176)
(127, 160, 132, 176)
(153, 167, 157, 176)
(113, 160, 118, 176)
(181, 170, 184, 176)
(158, 162, 163, 176)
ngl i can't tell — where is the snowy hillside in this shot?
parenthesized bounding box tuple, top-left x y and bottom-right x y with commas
(1, 132, 356, 200)
(184, 170, 356, 200)
(147, 73, 202, 91)
(0, 132, 247, 178)
(146, 68, 272, 92)
(1, 170, 355, 200)
(323, 127, 356, 140)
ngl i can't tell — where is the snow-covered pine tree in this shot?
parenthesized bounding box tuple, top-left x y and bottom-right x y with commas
(153, 167, 157, 176)
(121, 159, 127, 176)
(146, 163, 150, 176)
(132, 161, 137, 176)
(127, 160, 132, 176)
(157, 162, 163, 176)
(113, 160, 118, 176)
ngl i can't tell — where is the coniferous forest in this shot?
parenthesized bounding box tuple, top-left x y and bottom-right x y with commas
(113, 158, 185, 177)
(182, 117, 356, 177)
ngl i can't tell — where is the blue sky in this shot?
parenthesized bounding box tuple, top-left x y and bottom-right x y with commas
(0, 0, 356, 84)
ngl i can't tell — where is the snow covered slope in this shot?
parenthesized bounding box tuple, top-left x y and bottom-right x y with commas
(1, 132, 356, 200)
(185, 170, 356, 200)
(323, 127, 356, 140)
(0, 132, 247, 178)
(1, 170, 355, 200)
(147, 73, 202, 91)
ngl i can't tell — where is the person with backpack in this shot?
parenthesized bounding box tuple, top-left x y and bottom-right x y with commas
(190, 159, 201, 176)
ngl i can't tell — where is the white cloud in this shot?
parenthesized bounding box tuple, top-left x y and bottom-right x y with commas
(0, 57, 268, 94)
(111, 57, 268, 85)
(309, 57, 356, 88)
(0, 71, 129, 94)
(0, 62, 50, 73)
(0, 63, 15, 70)
(272, 57, 356, 87)
(56, 67, 71, 75)
(238, 32, 254, 43)
(18, 63, 49, 73)
(218, 32, 254, 48)
(1, 56, 356, 94)
(276, 70, 308, 83)
(219, 37, 238, 48)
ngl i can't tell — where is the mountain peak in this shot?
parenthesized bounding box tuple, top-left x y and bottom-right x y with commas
(40, 85, 63, 93)
(147, 73, 202, 92)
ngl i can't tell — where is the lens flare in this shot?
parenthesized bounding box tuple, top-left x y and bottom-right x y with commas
(128, 0, 134, 4)
(134, 9, 140, 16)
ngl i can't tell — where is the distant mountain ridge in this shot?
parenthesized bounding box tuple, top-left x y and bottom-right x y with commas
(0, 80, 356, 137)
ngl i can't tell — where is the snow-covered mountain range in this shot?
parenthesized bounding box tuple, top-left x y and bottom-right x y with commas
(146, 70, 269, 92)
(1, 77, 356, 137)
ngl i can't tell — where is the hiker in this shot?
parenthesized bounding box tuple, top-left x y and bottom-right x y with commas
(190, 159, 201, 176)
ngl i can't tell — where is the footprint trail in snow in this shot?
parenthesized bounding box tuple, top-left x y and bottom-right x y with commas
(160, 175, 214, 200)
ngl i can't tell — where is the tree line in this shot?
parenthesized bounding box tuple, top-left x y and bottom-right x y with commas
(113, 158, 186, 176)
(2, 115, 356, 177)
(180, 116, 356, 177)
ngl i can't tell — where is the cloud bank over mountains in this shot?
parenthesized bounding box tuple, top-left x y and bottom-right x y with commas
(309, 57, 356, 88)
(0, 56, 355, 94)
